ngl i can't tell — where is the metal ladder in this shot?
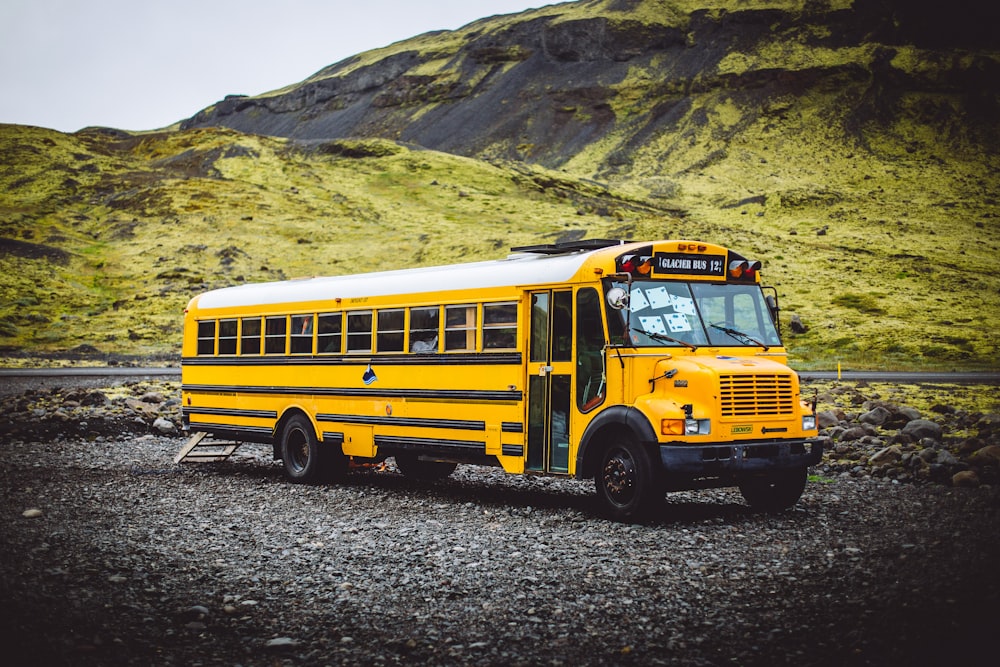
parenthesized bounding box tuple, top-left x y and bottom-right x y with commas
(173, 432, 242, 464)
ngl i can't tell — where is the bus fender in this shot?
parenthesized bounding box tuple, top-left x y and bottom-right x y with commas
(575, 405, 658, 480)
(272, 406, 318, 460)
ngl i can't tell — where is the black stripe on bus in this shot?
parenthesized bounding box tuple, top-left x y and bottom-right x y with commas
(322, 432, 344, 446)
(317, 414, 486, 431)
(183, 407, 278, 420)
(181, 352, 522, 367)
(187, 423, 273, 442)
(501, 422, 524, 433)
(375, 435, 485, 455)
(502, 444, 524, 457)
(183, 384, 522, 402)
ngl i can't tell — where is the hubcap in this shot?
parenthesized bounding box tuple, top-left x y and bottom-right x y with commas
(602, 449, 635, 503)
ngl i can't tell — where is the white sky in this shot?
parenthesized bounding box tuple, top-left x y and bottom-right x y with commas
(0, 0, 559, 133)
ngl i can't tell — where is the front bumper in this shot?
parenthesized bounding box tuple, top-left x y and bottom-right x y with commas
(660, 438, 824, 476)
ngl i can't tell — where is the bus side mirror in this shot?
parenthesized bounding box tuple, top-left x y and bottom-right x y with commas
(606, 287, 629, 310)
(765, 294, 779, 326)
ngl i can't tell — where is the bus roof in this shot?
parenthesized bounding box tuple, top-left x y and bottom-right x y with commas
(192, 245, 618, 311)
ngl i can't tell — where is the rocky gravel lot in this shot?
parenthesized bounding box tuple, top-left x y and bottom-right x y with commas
(1, 378, 999, 666)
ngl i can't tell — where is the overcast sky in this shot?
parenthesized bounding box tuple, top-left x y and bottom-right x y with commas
(0, 0, 560, 133)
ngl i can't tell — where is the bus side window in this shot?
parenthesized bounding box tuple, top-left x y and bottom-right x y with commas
(410, 306, 439, 352)
(241, 317, 262, 355)
(218, 319, 238, 355)
(445, 304, 476, 351)
(377, 309, 405, 353)
(197, 320, 216, 356)
(347, 311, 373, 353)
(483, 302, 517, 350)
(264, 316, 287, 355)
(317, 313, 342, 353)
(290, 314, 313, 354)
(576, 288, 606, 411)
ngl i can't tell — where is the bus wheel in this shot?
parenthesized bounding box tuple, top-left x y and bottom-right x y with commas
(394, 453, 457, 482)
(280, 414, 323, 483)
(738, 468, 807, 511)
(595, 436, 657, 521)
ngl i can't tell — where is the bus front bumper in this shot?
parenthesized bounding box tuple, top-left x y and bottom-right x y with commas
(659, 438, 824, 476)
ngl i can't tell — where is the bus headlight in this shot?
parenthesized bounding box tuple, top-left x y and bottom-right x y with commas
(802, 415, 817, 431)
(685, 419, 711, 435)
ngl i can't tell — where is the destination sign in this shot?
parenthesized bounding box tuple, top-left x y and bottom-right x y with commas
(653, 253, 726, 277)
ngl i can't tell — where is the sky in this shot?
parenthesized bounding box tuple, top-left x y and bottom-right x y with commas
(0, 0, 558, 133)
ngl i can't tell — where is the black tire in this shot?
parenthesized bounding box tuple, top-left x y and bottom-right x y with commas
(595, 435, 660, 521)
(394, 453, 457, 482)
(280, 414, 333, 483)
(738, 467, 808, 511)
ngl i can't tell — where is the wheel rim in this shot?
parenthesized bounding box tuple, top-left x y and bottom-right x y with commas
(287, 429, 309, 473)
(602, 447, 636, 506)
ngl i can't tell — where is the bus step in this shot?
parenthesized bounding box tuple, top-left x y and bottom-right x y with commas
(173, 431, 241, 464)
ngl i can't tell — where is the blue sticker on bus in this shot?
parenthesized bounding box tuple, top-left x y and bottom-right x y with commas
(362, 364, 378, 385)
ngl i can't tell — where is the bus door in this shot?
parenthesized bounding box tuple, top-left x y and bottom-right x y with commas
(526, 290, 573, 473)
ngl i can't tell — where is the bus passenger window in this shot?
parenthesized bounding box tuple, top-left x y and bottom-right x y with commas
(241, 317, 262, 355)
(317, 313, 342, 353)
(484, 302, 517, 350)
(218, 319, 238, 355)
(290, 314, 313, 354)
(410, 306, 439, 352)
(347, 311, 373, 353)
(197, 320, 216, 356)
(445, 305, 476, 351)
(377, 309, 405, 353)
(264, 316, 287, 355)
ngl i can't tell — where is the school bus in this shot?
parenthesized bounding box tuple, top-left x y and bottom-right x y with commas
(180, 239, 822, 519)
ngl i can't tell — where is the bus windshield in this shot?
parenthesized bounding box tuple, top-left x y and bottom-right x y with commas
(605, 279, 781, 349)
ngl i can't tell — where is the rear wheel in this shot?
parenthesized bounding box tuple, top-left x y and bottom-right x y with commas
(280, 414, 344, 482)
(595, 435, 659, 521)
(394, 453, 457, 482)
(738, 467, 808, 511)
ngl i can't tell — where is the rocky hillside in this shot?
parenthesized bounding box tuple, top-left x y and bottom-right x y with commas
(1, 0, 998, 367)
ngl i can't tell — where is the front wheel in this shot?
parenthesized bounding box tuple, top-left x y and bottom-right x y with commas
(595, 436, 660, 521)
(738, 467, 808, 511)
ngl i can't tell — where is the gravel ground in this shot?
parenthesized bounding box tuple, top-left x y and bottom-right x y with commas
(2, 432, 999, 666)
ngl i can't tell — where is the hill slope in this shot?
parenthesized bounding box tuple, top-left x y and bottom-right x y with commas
(2, 0, 998, 368)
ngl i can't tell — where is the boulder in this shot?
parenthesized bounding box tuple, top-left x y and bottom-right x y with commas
(901, 419, 943, 442)
(153, 417, 176, 434)
(869, 445, 903, 466)
(818, 410, 841, 428)
(859, 406, 892, 426)
(969, 445, 1000, 468)
(951, 470, 981, 487)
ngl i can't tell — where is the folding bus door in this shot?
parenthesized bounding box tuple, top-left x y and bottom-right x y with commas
(526, 290, 573, 473)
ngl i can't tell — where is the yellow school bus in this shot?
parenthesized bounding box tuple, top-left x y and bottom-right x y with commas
(181, 239, 821, 519)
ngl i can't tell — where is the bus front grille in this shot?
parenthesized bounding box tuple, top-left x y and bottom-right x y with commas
(719, 373, 795, 417)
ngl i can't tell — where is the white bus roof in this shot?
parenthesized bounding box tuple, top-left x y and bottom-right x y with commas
(193, 247, 616, 311)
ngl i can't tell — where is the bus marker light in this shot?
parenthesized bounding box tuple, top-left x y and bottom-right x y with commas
(728, 260, 748, 278)
(662, 419, 685, 435)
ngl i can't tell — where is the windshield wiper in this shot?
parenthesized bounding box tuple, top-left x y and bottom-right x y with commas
(710, 323, 770, 351)
(631, 327, 698, 350)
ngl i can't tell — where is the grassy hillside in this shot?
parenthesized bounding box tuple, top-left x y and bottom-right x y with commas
(0, 125, 679, 360)
(2, 0, 998, 369)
